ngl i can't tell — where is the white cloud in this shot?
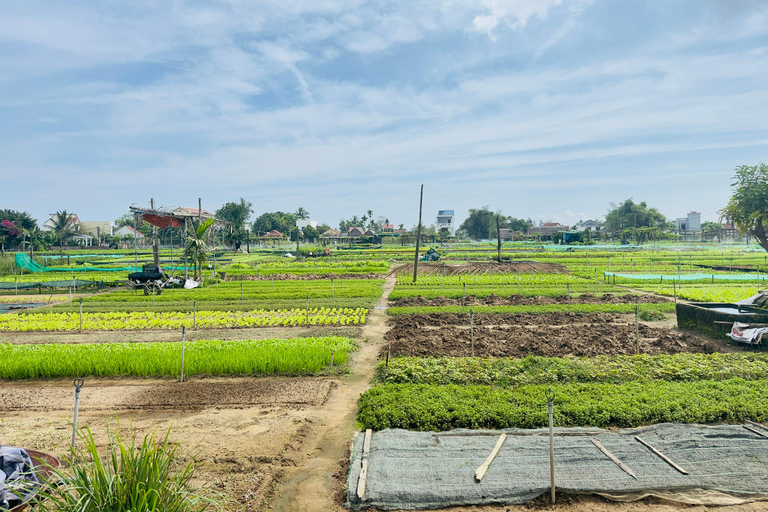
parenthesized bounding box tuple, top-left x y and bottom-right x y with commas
(470, 0, 563, 39)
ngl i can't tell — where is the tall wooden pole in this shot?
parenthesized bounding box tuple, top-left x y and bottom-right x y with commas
(496, 215, 502, 263)
(151, 198, 159, 267)
(413, 184, 424, 283)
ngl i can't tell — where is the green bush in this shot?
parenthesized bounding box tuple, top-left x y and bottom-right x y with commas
(638, 309, 666, 321)
(38, 424, 222, 512)
(377, 353, 768, 386)
(358, 380, 768, 431)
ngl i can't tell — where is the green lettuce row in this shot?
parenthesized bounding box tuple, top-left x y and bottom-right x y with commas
(359, 380, 768, 431)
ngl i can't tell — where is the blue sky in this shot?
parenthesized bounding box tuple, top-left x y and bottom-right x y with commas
(1, 0, 767, 229)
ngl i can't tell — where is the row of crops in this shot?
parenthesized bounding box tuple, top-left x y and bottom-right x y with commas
(0, 336, 356, 379)
(0, 308, 368, 331)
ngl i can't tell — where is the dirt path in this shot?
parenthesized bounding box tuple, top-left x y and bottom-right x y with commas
(271, 274, 396, 512)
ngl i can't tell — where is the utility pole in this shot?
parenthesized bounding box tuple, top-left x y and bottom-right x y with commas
(151, 198, 159, 267)
(496, 215, 502, 263)
(413, 184, 424, 283)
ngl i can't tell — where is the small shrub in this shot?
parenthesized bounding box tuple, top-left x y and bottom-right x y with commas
(37, 423, 223, 512)
(639, 309, 666, 321)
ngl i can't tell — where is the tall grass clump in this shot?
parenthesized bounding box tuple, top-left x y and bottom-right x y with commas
(37, 424, 222, 512)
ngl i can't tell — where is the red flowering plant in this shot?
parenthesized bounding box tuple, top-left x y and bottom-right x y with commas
(1, 220, 19, 236)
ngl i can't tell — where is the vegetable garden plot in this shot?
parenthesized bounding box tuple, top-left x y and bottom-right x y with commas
(0, 336, 356, 379)
(346, 424, 768, 510)
(384, 324, 712, 358)
(389, 312, 626, 327)
(0, 308, 367, 331)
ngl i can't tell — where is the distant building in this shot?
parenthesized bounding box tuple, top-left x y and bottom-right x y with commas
(382, 224, 394, 232)
(528, 223, 569, 240)
(114, 225, 145, 239)
(42, 213, 80, 232)
(348, 227, 364, 238)
(262, 230, 284, 238)
(172, 207, 214, 219)
(436, 210, 455, 236)
(79, 221, 114, 239)
(296, 219, 317, 230)
(320, 228, 341, 237)
(675, 212, 701, 233)
(574, 219, 599, 232)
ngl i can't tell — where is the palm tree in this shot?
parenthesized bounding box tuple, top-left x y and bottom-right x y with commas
(185, 219, 215, 280)
(361, 215, 368, 226)
(50, 210, 76, 247)
(367, 210, 373, 219)
(294, 207, 309, 220)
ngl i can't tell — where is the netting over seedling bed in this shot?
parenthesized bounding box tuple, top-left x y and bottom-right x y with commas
(346, 423, 768, 510)
(392, 261, 569, 276)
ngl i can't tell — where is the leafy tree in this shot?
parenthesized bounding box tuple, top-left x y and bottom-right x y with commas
(302, 225, 319, 241)
(0, 210, 37, 249)
(216, 198, 253, 246)
(722, 163, 768, 251)
(294, 207, 309, 220)
(50, 210, 78, 247)
(115, 214, 152, 236)
(603, 199, 669, 234)
(459, 207, 495, 240)
(251, 211, 297, 237)
(701, 221, 722, 242)
(316, 223, 332, 234)
(185, 219, 215, 280)
(339, 216, 362, 233)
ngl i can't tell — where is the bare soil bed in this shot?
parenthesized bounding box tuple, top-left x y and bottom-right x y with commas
(384, 323, 716, 358)
(0, 376, 339, 511)
(391, 292, 669, 307)
(389, 312, 625, 327)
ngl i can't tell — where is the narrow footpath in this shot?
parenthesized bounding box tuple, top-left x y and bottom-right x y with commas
(272, 274, 396, 512)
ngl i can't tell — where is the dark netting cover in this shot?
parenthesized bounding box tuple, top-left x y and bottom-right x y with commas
(346, 423, 768, 510)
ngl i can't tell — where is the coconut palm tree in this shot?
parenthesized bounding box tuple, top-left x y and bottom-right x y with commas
(294, 207, 309, 220)
(185, 218, 215, 280)
(50, 210, 77, 247)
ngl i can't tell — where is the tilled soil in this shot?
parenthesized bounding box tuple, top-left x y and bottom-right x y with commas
(389, 312, 625, 327)
(391, 293, 670, 307)
(384, 324, 715, 358)
(0, 377, 335, 412)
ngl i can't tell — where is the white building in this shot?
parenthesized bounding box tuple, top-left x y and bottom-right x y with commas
(436, 210, 455, 236)
(296, 219, 317, 230)
(675, 212, 701, 232)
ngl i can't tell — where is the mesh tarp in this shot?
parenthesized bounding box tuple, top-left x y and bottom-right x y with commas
(346, 423, 768, 510)
(0, 280, 102, 290)
(14, 253, 137, 273)
(604, 271, 766, 282)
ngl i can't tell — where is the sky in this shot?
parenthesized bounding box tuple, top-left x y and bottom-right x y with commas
(1, 0, 768, 230)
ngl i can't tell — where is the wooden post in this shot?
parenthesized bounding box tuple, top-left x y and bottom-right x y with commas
(635, 304, 639, 355)
(470, 309, 475, 357)
(547, 388, 556, 504)
(673, 281, 677, 304)
(151, 198, 159, 266)
(306, 293, 310, 328)
(79, 298, 83, 333)
(462, 282, 466, 314)
(180, 326, 186, 382)
(193, 300, 197, 330)
(413, 184, 424, 283)
(496, 215, 502, 262)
